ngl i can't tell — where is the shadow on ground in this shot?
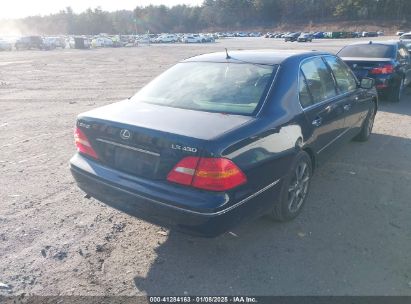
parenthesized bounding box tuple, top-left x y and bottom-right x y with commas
(377, 86, 411, 115)
(133, 130, 411, 296)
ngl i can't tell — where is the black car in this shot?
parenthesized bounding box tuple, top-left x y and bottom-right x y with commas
(297, 33, 313, 42)
(15, 36, 44, 50)
(338, 41, 411, 102)
(284, 32, 301, 42)
(70, 50, 378, 237)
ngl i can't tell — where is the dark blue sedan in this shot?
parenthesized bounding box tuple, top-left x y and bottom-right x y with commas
(338, 41, 411, 102)
(70, 50, 378, 237)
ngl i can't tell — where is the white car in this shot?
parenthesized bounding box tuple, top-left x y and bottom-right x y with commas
(43, 37, 65, 49)
(397, 31, 405, 36)
(91, 37, 114, 47)
(400, 32, 411, 40)
(155, 35, 177, 43)
(0, 39, 12, 51)
(183, 35, 202, 43)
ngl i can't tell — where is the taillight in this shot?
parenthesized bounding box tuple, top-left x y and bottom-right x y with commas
(370, 64, 394, 75)
(167, 157, 246, 191)
(74, 127, 99, 159)
(166, 157, 199, 186)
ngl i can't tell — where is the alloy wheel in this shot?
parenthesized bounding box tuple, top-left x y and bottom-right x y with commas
(366, 106, 376, 136)
(288, 160, 310, 213)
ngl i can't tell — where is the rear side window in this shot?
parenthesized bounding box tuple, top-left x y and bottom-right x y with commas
(300, 57, 337, 104)
(338, 44, 395, 58)
(324, 56, 358, 94)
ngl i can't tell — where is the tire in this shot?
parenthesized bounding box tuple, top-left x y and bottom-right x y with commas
(389, 78, 404, 102)
(353, 103, 376, 142)
(269, 151, 312, 221)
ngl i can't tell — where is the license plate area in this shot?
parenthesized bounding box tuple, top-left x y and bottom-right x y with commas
(113, 147, 159, 179)
(94, 138, 160, 179)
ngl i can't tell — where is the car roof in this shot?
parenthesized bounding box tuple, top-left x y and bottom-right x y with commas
(182, 49, 330, 65)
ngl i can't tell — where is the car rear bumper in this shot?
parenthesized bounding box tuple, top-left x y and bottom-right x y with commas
(70, 153, 282, 237)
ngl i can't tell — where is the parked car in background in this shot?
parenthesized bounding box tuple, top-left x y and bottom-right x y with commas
(156, 34, 177, 43)
(136, 35, 150, 44)
(183, 35, 202, 43)
(0, 39, 13, 51)
(406, 43, 411, 53)
(68, 37, 90, 49)
(70, 50, 378, 237)
(249, 32, 261, 37)
(43, 37, 65, 49)
(362, 32, 378, 37)
(91, 37, 113, 48)
(298, 33, 313, 42)
(15, 36, 44, 50)
(202, 34, 215, 43)
(338, 41, 411, 102)
(313, 32, 325, 39)
(236, 32, 248, 37)
(396, 31, 405, 36)
(399, 32, 411, 43)
(284, 32, 300, 42)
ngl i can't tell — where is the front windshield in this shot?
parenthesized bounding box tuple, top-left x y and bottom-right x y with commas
(132, 62, 277, 115)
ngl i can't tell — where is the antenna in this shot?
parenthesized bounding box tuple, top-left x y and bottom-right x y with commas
(225, 48, 231, 59)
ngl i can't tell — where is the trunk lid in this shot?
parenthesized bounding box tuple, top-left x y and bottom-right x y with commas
(77, 100, 253, 180)
(341, 57, 393, 79)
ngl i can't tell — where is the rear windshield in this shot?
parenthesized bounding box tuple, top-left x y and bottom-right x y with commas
(338, 44, 395, 58)
(132, 62, 277, 115)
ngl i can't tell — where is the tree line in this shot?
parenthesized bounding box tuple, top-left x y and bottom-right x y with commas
(8, 0, 411, 35)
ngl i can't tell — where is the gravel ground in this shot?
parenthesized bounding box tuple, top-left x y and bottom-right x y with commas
(0, 37, 410, 296)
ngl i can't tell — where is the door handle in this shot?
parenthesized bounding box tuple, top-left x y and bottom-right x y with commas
(343, 104, 352, 111)
(312, 117, 322, 127)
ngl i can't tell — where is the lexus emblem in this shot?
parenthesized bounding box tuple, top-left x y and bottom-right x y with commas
(119, 129, 131, 140)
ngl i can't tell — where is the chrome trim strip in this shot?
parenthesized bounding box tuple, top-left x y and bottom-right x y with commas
(72, 164, 280, 216)
(317, 125, 353, 154)
(255, 65, 281, 117)
(95, 138, 160, 157)
(216, 179, 281, 215)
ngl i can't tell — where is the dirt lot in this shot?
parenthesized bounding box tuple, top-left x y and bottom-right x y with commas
(1, 37, 411, 296)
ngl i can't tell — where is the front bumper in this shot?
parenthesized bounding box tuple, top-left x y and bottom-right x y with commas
(70, 154, 281, 237)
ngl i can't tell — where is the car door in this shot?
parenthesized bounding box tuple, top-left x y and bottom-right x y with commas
(323, 55, 369, 135)
(299, 57, 347, 159)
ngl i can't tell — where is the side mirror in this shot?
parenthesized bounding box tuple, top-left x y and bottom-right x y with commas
(360, 77, 375, 89)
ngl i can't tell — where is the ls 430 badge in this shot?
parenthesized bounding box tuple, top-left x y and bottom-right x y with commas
(171, 144, 197, 153)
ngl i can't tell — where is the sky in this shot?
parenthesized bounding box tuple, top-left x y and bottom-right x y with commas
(0, 0, 204, 19)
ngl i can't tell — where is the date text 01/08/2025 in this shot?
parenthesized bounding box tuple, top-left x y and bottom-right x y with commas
(149, 296, 258, 303)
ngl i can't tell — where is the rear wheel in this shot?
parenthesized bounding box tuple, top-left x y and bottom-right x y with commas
(269, 151, 312, 221)
(389, 78, 404, 102)
(354, 103, 376, 142)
